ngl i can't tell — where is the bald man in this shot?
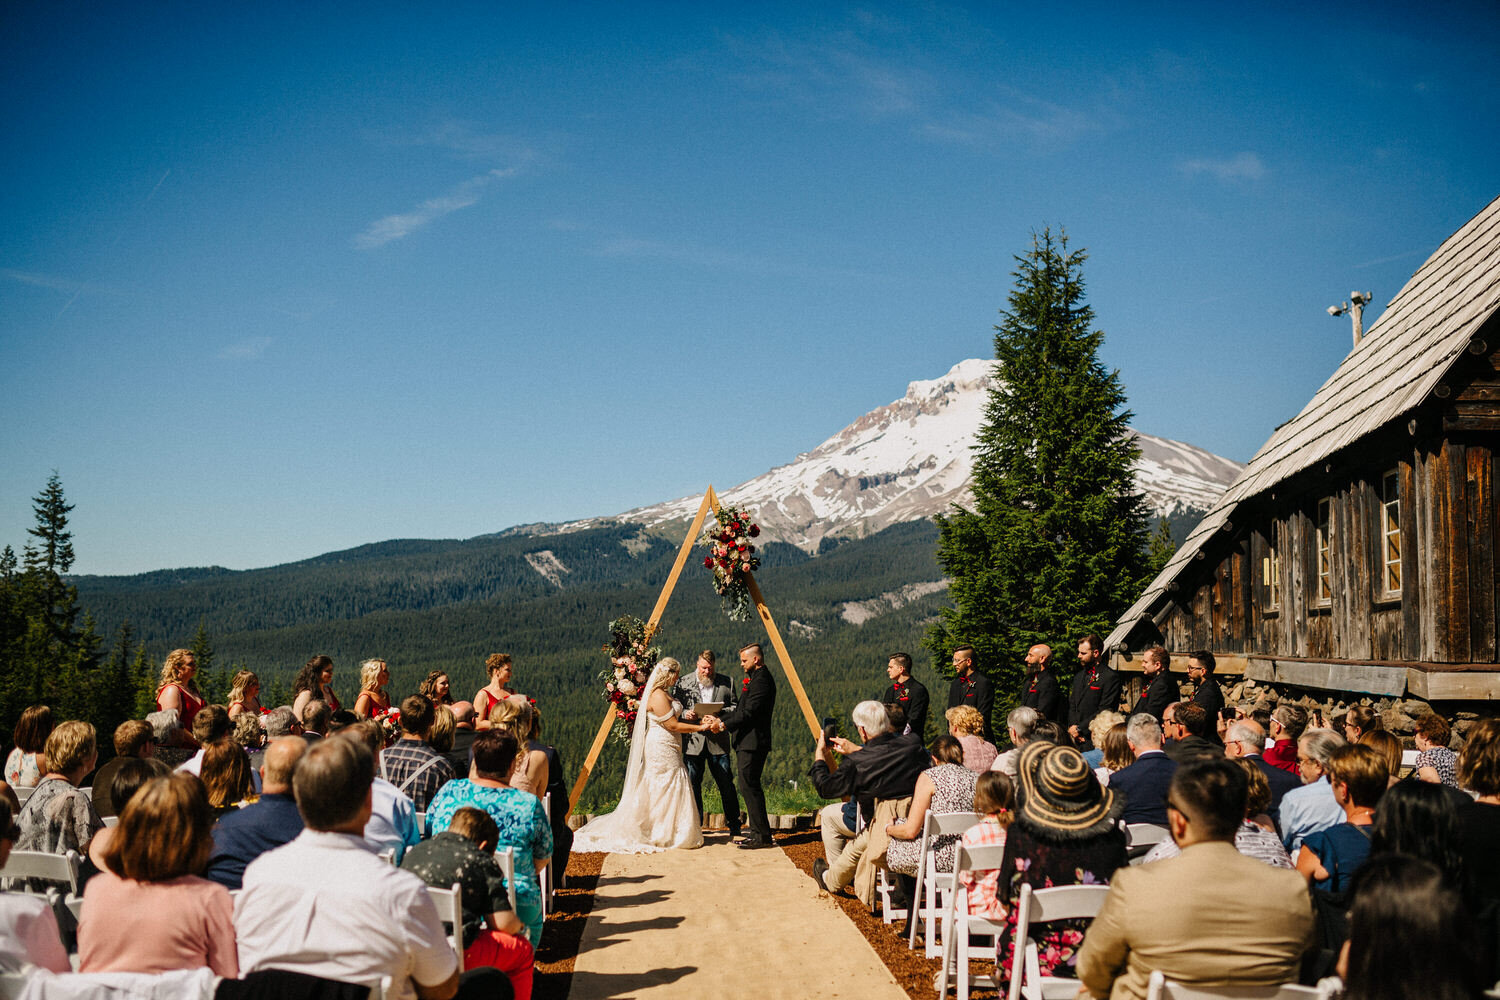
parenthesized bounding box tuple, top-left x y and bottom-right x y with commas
(206, 736, 308, 889)
(1018, 643, 1062, 722)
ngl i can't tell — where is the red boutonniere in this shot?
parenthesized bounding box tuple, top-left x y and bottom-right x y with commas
(742, 676, 752, 692)
(895, 683, 909, 703)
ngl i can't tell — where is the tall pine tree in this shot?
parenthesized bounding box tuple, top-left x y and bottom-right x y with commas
(928, 229, 1148, 709)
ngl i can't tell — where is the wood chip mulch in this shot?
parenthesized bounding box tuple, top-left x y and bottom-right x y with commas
(536, 832, 1002, 1000)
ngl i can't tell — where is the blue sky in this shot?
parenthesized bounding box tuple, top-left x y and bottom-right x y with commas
(3, 2, 1497, 575)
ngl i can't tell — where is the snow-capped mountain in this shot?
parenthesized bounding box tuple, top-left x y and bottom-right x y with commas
(568, 359, 1244, 551)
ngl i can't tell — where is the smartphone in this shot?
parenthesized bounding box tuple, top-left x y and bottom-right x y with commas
(822, 716, 839, 742)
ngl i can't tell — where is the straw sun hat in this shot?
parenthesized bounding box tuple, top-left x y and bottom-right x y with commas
(1015, 739, 1123, 840)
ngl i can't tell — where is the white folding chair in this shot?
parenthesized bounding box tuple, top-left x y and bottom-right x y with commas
(0, 849, 81, 894)
(1145, 970, 1329, 999)
(103, 815, 119, 828)
(64, 892, 84, 921)
(377, 847, 396, 866)
(0, 972, 32, 999)
(414, 812, 427, 838)
(936, 842, 1010, 1000)
(1007, 882, 1111, 1000)
(909, 810, 980, 957)
(494, 847, 518, 915)
(427, 882, 465, 972)
(875, 868, 908, 924)
(540, 794, 551, 917)
(1126, 822, 1172, 863)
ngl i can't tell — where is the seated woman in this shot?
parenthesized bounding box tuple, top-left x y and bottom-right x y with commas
(200, 740, 258, 820)
(402, 806, 535, 1000)
(957, 771, 1015, 919)
(1358, 730, 1404, 788)
(1413, 713, 1459, 788)
(226, 670, 263, 720)
(488, 699, 549, 800)
(1094, 723, 1133, 787)
(473, 653, 516, 727)
(1297, 744, 1386, 892)
(233, 713, 265, 755)
(1082, 712, 1124, 769)
(4, 705, 53, 789)
(946, 706, 997, 773)
(0, 798, 70, 974)
(78, 772, 237, 976)
(13, 721, 103, 890)
(885, 735, 979, 881)
(425, 730, 552, 946)
(352, 658, 391, 720)
(88, 757, 171, 871)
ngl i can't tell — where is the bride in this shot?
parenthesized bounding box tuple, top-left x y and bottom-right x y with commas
(573, 656, 722, 853)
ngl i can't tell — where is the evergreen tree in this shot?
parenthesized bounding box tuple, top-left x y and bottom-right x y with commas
(190, 621, 227, 702)
(132, 643, 158, 718)
(928, 228, 1148, 709)
(1144, 516, 1177, 580)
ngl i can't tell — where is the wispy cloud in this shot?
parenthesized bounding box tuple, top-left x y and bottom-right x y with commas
(1352, 247, 1431, 270)
(353, 168, 517, 250)
(1180, 152, 1267, 182)
(377, 121, 539, 163)
(219, 337, 273, 360)
(2, 268, 96, 294)
(918, 91, 1105, 150)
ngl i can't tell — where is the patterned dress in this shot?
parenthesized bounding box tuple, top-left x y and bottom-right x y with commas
(11, 778, 103, 891)
(959, 817, 1008, 917)
(998, 823, 1127, 981)
(1415, 745, 1459, 788)
(886, 763, 978, 876)
(4, 749, 41, 788)
(424, 780, 552, 945)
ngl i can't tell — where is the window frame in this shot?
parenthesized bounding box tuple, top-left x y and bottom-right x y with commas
(1380, 469, 1402, 600)
(1314, 497, 1334, 608)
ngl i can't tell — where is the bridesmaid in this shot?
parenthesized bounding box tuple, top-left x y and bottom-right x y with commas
(292, 655, 341, 723)
(352, 659, 391, 719)
(226, 671, 262, 720)
(474, 653, 516, 727)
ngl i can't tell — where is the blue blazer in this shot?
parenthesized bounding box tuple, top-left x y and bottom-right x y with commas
(1110, 750, 1179, 826)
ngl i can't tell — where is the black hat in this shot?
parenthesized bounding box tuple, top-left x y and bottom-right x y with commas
(1015, 740, 1123, 841)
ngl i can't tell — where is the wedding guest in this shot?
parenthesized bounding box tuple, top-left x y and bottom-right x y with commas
(227, 670, 263, 719)
(474, 653, 516, 725)
(990, 706, 1039, 778)
(1297, 744, 1385, 892)
(402, 807, 534, 1000)
(880, 652, 930, 741)
(429, 704, 456, 756)
(1342, 705, 1381, 743)
(13, 721, 102, 888)
(300, 699, 330, 743)
(233, 713, 265, 757)
(1265, 703, 1308, 773)
(1095, 722, 1133, 787)
(1337, 854, 1482, 1000)
(78, 773, 237, 976)
(1358, 730, 1403, 787)
(4, 706, 52, 789)
(419, 670, 454, 706)
(1458, 718, 1500, 902)
(946, 705, 997, 773)
(90, 720, 156, 817)
(338, 722, 419, 863)
(957, 772, 1014, 919)
(87, 758, 171, 870)
(177, 705, 233, 777)
(352, 658, 392, 720)
(203, 739, 258, 820)
(1280, 729, 1347, 852)
(447, 701, 480, 775)
(155, 649, 206, 733)
(380, 694, 457, 812)
(885, 736, 978, 884)
(1000, 741, 1127, 982)
(326, 709, 357, 734)
(0, 798, 70, 973)
(1108, 714, 1177, 825)
(1367, 780, 1465, 891)
(488, 699, 547, 800)
(205, 737, 306, 891)
(1083, 712, 1124, 769)
(291, 654, 341, 721)
(945, 646, 995, 742)
(1412, 713, 1459, 787)
(425, 729, 551, 946)
(1139, 757, 1293, 869)
(1163, 703, 1219, 764)
(1224, 718, 1301, 822)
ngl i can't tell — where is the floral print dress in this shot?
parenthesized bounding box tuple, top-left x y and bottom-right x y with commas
(886, 763, 978, 876)
(997, 823, 1127, 980)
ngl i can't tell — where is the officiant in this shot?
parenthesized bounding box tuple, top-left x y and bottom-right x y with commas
(676, 650, 742, 839)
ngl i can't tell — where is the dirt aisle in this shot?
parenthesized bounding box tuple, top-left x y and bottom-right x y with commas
(566, 833, 909, 1000)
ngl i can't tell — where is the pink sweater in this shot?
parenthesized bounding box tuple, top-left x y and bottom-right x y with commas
(78, 871, 238, 976)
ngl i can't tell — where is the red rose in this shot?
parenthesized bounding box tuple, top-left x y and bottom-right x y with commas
(703, 556, 714, 568)
(742, 677, 751, 691)
(750, 525, 760, 537)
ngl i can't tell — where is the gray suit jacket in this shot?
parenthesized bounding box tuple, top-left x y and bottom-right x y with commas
(676, 674, 736, 756)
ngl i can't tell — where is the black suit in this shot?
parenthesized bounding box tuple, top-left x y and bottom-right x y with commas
(809, 731, 928, 827)
(1020, 669, 1062, 722)
(1110, 750, 1179, 826)
(1131, 672, 1176, 721)
(880, 677, 929, 743)
(1068, 664, 1122, 739)
(1191, 679, 1225, 719)
(947, 671, 995, 742)
(721, 667, 776, 842)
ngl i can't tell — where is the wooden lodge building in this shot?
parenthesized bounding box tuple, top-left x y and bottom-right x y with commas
(1106, 195, 1500, 710)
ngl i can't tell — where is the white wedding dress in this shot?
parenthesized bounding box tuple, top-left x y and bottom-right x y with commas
(573, 664, 703, 853)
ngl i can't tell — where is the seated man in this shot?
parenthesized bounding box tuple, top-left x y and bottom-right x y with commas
(1108, 714, 1178, 826)
(337, 721, 420, 863)
(403, 807, 534, 1000)
(380, 694, 457, 813)
(1163, 703, 1218, 764)
(1223, 718, 1301, 826)
(91, 720, 156, 818)
(1279, 728, 1347, 853)
(206, 737, 306, 890)
(301, 700, 330, 743)
(809, 700, 928, 895)
(237, 736, 507, 1000)
(1077, 758, 1314, 999)
(989, 706, 1040, 778)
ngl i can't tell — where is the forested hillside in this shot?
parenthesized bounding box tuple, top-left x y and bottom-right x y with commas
(74, 520, 950, 810)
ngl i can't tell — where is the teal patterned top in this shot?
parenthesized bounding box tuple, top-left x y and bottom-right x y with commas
(424, 781, 551, 901)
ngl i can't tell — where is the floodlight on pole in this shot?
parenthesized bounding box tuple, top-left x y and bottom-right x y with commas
(1327, 290, 1374, 348)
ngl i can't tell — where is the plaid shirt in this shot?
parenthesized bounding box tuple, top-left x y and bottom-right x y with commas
(379, 739, 456, 812)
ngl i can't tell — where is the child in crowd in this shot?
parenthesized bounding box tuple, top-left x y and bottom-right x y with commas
(958, 770, 1015, 918)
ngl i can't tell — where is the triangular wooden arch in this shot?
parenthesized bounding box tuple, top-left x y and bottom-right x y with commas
(566, 485, 821, 814)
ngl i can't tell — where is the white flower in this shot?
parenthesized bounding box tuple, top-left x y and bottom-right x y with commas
(617, 679, 638, 696)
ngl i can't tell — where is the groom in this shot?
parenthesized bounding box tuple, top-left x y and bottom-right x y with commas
(719, 642, 777, 850)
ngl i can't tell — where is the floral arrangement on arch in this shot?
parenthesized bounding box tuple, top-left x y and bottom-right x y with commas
(599, 614, 661, 742)
(700, 504, 761, 621)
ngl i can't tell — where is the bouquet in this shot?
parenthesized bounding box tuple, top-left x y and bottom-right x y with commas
(599, 615, 661, 742)
(375, 706, 401, 745)
(700, 504, 761, 621)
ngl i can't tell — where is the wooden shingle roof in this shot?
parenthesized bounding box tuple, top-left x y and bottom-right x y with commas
(1108, 195, 1500, 650)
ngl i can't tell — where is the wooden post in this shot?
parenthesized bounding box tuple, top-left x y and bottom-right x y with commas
(745, 574, 823, 740)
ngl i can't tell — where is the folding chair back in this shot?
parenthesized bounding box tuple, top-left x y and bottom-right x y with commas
(540, 794, 552, 916)
(935, 843, 1011, 1000)
(427, 883, 465, 972)
(0, 972, 30, 999)
(1008, 882, 1111, 1000)
(909, 811, 981, 954)
(415, 812, 427, 838)
(1145, 970, 1329, 999)
(1126, 822, 1172, 862)
(494, 847, 518, 914)
(0, 849, 81, 894)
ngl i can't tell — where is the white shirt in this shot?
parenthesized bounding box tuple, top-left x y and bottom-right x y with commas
(0, 891, 70, 973)
(236, 830, 455, 1000)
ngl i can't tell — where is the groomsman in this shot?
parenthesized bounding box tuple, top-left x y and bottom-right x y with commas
(878, 652, 929, 742)
(677, 650, 741, 839)
(1018, 644, 1062, 722)
(1132, 645, 1177, 721)
(1188, 649, 1225, 721)
(720, 643, 777, 850)
(945, 646, 994, 742)
(1068, 633, 1121, 747)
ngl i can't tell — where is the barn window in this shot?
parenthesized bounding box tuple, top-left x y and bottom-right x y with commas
(1315, 497, 1333, 606)
(1381, 470, 1401, 597)
(1262, 538, 1280, 611)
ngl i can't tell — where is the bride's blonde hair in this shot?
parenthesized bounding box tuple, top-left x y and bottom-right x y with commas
(653, 657, 681, 689)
